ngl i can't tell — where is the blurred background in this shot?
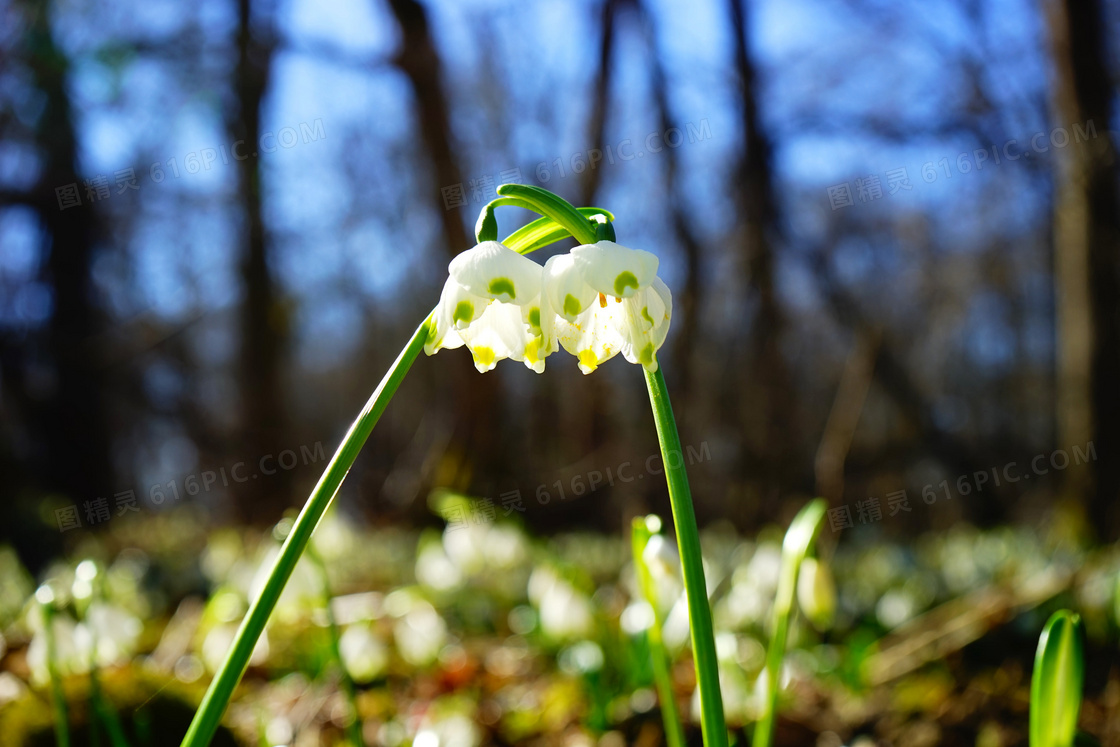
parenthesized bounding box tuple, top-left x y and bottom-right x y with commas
(3, 1, 1120, 745)
(1, 0, 1119, 563)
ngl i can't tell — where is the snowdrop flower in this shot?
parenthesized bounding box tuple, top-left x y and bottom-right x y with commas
(540, 241, 672, 374)
(426, 241, 548, 373)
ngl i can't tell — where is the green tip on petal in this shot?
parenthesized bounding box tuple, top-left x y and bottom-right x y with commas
(529, 307, 541, 329)
(453, 300, 475, 326)
(639, 343, 656, 367)
(488, 277, 516, 300)
(614, 271, 639, 297)
(564, 294, 583, 317)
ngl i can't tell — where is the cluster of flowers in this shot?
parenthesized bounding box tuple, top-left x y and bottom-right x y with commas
(426, 240, 672, 374)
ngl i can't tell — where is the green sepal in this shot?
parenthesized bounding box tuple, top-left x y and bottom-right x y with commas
(594, 214, 616, 242)
(475, 202, 499, 243)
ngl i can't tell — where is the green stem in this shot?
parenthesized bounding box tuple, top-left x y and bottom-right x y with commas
(180, 316, 432, 747)
(306, 545, 364, 747)
(631, 518, 686, 747)
(89, 661, 130, 747)
(41, 597, 70, 747)
(643, 366, 727, 747)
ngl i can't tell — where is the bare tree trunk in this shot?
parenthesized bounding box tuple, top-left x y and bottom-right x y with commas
(815, 331, 878, 503)
(1042, 0, 1120, 538)
(385, 0, 501, 489)
(386, 0, 470, 260)
(728, 0, 796, 497)
(26, 1, 114, 508)
(577, 0, 620, 208)
(634, 0, 704, 391)
(232, 0, 290, 522)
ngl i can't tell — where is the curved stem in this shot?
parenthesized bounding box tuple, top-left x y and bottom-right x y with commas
(180, 316, 432, 747)
(643, 366, 727, 747)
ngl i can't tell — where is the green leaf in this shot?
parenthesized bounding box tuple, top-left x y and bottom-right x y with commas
(504, 207, 615, 254)
(1030, 609, 1085, 747)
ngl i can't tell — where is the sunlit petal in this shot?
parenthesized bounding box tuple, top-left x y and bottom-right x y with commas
(448, 241, 542, 304)
(571, 240, 659, 298)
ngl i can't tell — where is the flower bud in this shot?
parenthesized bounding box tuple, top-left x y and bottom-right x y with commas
(796, 557, 836, 631)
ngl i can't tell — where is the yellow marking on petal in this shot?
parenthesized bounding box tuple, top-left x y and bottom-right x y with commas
(472, 346, 496, 369)
(578, 349, 599, 373)
(614, 271, 639, 296)
(525, 337, 544, 366)
(488, 277, 516, 300)
(564, 294, 582, 317)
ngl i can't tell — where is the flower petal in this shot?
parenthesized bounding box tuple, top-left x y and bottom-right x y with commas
(622, 278, 672, 372)
(555, 302, 628, 375)
(458, 301, 535, 373)
(425, 277, 469, 355)
(448, 241, 542, 304)
(542, 253, 598, 322)
(571, 241, 659, 298)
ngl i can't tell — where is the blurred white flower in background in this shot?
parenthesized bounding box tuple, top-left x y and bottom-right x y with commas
(338, 624, 388, 683)
(528, 566, 594, 641)
(386, 591, 447, 667)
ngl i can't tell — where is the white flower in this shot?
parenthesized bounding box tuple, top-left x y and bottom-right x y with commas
(426, 241, 548, 373)
(540, 241, 671, 374)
